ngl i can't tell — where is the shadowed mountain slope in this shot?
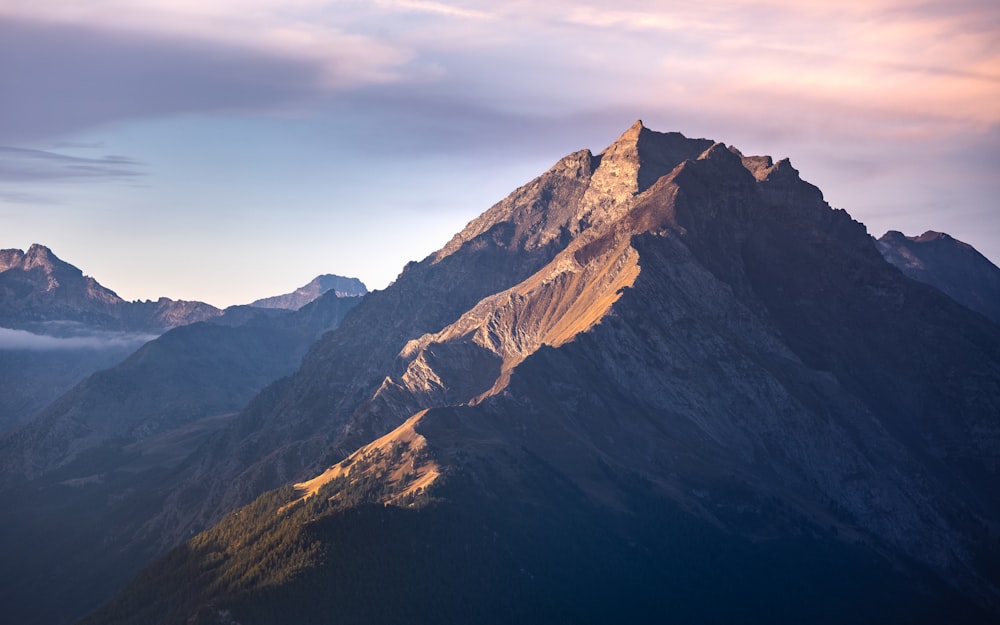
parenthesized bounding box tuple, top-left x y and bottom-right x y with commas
(0, 291, 362, 625)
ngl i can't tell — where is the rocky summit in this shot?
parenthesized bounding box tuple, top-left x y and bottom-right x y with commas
(11, 122, 1000, 625)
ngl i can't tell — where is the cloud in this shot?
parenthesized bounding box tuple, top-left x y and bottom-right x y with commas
(50, 141, 106, 149)
(3, 0, 997, 144)
(0, 11, 412, 143)
(0, 326, 156, 351)
(0, 190, 58, 204)
(0, 146, 144, 182)
(459, 0, 1000, 132)
(0, 18, 312, 143)
(378, 0, 492, 19)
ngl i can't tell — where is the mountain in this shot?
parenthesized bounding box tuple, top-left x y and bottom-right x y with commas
(877, 230, 1000, 323)
(14, 122, 1000, 624)
(0, 245, 224, 432)
(0, 244, 222, 332)
(250, 274, 367, 310)
(84, 122, 1000, 623)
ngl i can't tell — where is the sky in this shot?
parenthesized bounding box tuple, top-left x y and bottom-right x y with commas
(1, 0, 998, 308)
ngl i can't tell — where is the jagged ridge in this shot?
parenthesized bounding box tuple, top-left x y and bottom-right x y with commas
(0, 244, 222, 332)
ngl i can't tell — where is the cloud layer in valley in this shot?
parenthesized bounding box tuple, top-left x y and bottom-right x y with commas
(0, 326, 156, 351)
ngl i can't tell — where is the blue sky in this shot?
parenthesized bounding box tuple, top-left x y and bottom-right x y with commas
(2, 1, 998, 307)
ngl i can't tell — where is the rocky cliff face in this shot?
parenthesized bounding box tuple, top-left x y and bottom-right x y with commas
(17, 122, 1000, 624)
(877, 229, 1000, 323)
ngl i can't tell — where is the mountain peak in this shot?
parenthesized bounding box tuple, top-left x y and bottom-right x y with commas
(26, 243, 54, 256)
(599, 119, 648, 150)
(617, 118, 646, 142)
(877, 229, 1000, 323)
(0, 243, 224, 331)
(435, 124, 734, 264)
(0, 244, 63, 273)
(23, 243, 63, 273)
(251, 274, 367, 310)
(880, 230, 965, 250)
(915, 230, 950, 243)
(590, 124, 715, 203)
(0, 248, 26, 272)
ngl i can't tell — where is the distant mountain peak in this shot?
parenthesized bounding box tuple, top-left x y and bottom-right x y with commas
(0, 243, 222, 331)
(25, 242, 54, 257)
(1, 243, 94, 297)
(4, 243, 64, 274)
(251, 274, 367, 311)
(919, 230, 943, 238)
(877, 229, 1000, 322)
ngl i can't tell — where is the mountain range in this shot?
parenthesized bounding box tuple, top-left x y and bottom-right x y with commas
(0, 244, 219, 433)
(0, 249, 366, 434)
(2, 122, 999, 624)
(0, 244, 222, 333)
(0, 256, 368, 625)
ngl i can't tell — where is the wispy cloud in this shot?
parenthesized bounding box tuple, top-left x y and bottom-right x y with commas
(0, 147, 144, 182)
(0, 6, 413, 143)
(379, 0, 492, 19)
(50, 141, 106, 149)
(0, 190, 59, 205)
